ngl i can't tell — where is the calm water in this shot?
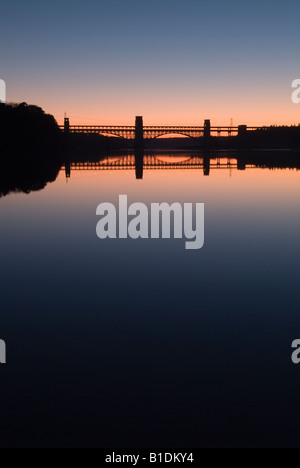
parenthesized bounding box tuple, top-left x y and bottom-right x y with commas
(1, 152, 300, 448)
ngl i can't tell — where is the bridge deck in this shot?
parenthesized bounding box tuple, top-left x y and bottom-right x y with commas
(59, 124, 264, 140)
(62, 157, 255, 171)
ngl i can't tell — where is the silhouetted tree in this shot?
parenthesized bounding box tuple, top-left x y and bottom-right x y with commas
(0, 102, 62, 155)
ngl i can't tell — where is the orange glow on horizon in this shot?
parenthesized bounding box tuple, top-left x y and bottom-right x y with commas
(9, 89, 299, 128)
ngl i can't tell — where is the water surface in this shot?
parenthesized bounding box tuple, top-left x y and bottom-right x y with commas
(0, 152, 300, 447)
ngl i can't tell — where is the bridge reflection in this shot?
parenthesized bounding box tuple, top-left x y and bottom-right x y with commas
(63, 151, 253, 180)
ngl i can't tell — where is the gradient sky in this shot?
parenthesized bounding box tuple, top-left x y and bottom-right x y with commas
(1, 0, 299, 125)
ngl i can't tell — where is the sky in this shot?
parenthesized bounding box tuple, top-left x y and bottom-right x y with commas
(1, 0, 299, 126)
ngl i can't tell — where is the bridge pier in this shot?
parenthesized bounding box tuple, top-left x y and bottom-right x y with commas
(237, 158, 246, 171)
(65, 161, 71, 178)
(135, 116, 144, 150)
(203, 149, 211, 176)
(134, 148, 144, 180)
(238, 125, 247, 149)
(204, 120, 211, 146)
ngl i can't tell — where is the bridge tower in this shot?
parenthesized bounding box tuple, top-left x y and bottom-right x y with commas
(135, 116, 144, 150)
(204, 120, 211, 144)
(238, 125, 247, 137)
(64, 117, 70, 134)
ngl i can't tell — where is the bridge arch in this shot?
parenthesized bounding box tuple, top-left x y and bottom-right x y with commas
(146, 131, 202, 141)
(154, 155, 193, 164)
(94, 130, 128, 140)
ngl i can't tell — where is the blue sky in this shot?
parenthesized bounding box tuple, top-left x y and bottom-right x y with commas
(1, 0, 299, 124)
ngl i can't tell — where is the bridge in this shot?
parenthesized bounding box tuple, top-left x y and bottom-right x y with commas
(63, 153, 254, 179)
(61, 117, 265, 148)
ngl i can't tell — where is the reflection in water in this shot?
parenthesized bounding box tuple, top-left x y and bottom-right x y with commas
(1, 150, 299, 199)
(0, 149, 300, 448)
(65, 152, 232, 178)
(62, 149, 300, 181)
(0, 157, 61, 198)
(135, 149, 144, 180)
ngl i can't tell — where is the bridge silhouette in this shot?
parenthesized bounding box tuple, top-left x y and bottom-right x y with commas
(61, 116, 265, 148)
(64, 152, 254, 180)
